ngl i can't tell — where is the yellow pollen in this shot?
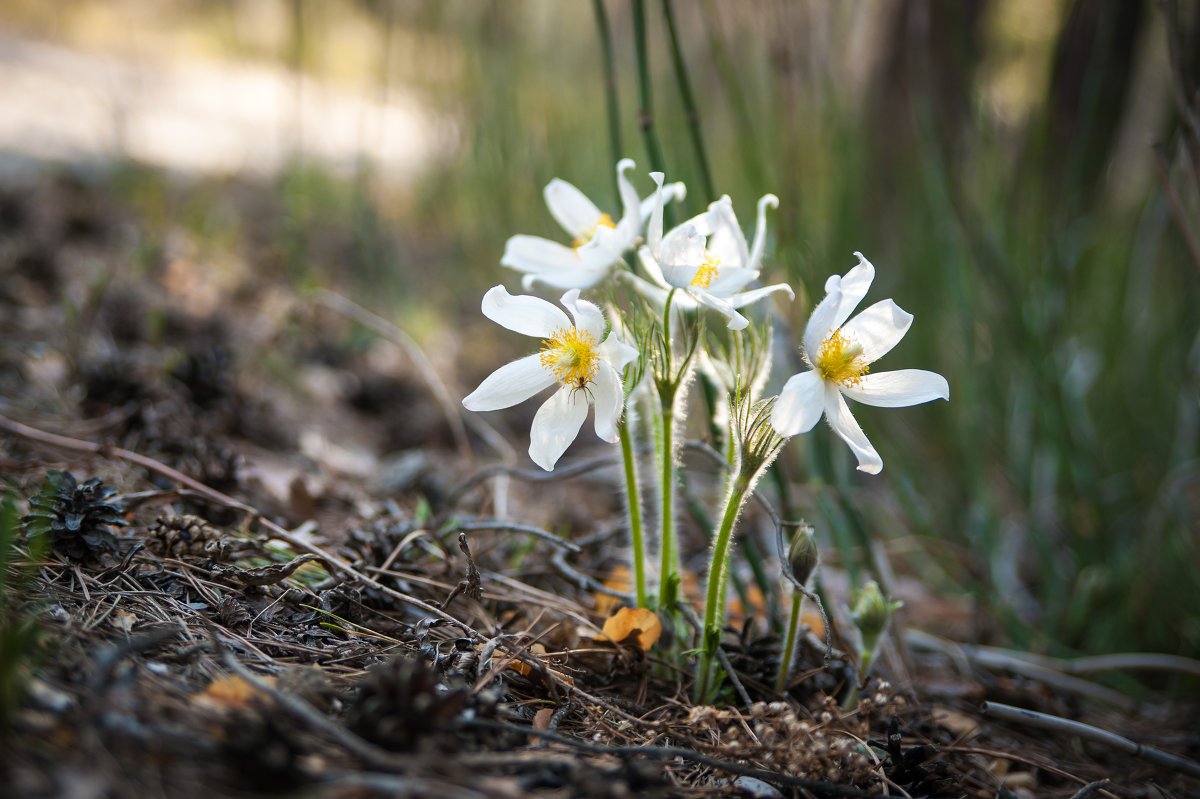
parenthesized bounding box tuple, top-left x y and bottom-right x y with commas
(572, 213, 617, 250)
(816, 329, 871, 388)
(539, 326, 600, 387)
(690, 253, 721, 289)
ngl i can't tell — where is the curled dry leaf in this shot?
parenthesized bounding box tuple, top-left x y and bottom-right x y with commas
(601, 607, 661, 650)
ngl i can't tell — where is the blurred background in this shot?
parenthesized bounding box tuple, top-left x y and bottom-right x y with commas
(0, 0, 1196, 663)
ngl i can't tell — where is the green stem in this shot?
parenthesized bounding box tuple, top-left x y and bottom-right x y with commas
(775, 589, 803, 693)
(657, 397, 678, 612)
(662, 0, 715, 203)
(591, 0, 624, 204)
(632, 0, 673, 225)
(695, 476, 750, 702)
(618, 419, 647, 608)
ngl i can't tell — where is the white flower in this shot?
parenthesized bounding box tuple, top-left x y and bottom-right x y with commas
(770, 253, 949, 474)
(501, 159, 685, 290)
(463, 285, 638, 470)
(630, 174, 794, 330)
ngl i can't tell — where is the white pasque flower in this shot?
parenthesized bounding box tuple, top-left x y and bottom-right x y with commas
(501, 159, 685, 290)
(770, 253, 949, 474)
(631, 174, 794, 330)
(462, 285, 638, 470)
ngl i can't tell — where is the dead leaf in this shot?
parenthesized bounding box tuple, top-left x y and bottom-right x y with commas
(193, 675, 271, 711)
(593, 566, 631, 616)
(600, 607, 661, 650)
(210, 553, 326, 587)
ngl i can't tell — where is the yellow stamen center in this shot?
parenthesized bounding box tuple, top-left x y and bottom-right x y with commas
(690, 252, 721, 289)
(539, 326, 599, 389)
(572, 213, 617, 250)
(816, 329, 870, 388)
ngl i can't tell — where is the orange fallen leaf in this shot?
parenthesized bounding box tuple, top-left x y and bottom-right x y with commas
(601, 607, 662, 650)
(193, 675, 270, 711)
(801, 609, 826, 639)
(594, 566, 632, 616)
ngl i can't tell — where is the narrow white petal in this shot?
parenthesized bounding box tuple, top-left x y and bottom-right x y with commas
(771, 371, 825, 437)
(748, 194, 779, 273)
(614, 158, 641, 248)
(725, 282, 796, 308)
(591, 363, 623, 443)
(826, 384, 883, 474)
(689, 289, 749, 330)
(803, 282, 845, 356)
(561, 290, 607, 341)
(639, 181, 686, 224)
(647, 172, 666, 259)
(840, 369, 949, 408)
(481, 285, 572, 337)
(831, 252, 876, 329)
(544, 178, 605, 238)
(840, 299, 913, 362)
(529, 388, 590, 470)
(463, 354, 555, 412)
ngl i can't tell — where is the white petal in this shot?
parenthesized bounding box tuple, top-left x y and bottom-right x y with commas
(725, 282, 795, 308)
(825, 384, 883, 474)
(705, 197, 749, 271)
(689, 289, 749, 330)
(771, 371, 825, 437)
(639, 181, 686, 223)
(803, 282, 844, 356)
(529, 388, 589, 470)
(561, 290, 607, 341)
(660, 226, 708, 288)
(748, 194, 779, 272)
(481, 285, 571, 338)
(647, 172, 666, 259)
(599, 333, 638, 370)
(544, 178, 604, 238)
(707, 267, 757, 297)
(830, 252, 876, 330)
(636, 245, 668, 288)
(591, 363, 623, 443)
(463, 353, 555, 412)
(502, 236, 606, 289)
(613, 158, 642, 248)
(840, 369, 949, 408)
(840, 299, 913, 363)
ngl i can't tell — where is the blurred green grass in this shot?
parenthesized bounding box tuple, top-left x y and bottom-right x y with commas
(3, 0, 1196, 659)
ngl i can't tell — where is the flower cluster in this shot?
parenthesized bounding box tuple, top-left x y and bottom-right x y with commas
(463, 160, 948, 474)
(461, 158, 948, 701)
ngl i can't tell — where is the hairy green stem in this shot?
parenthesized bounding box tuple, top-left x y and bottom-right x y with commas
(592, 0, 624, 203)
(696, 476, 750, 702)
(618, 419, 647, 608)
(657, 397, 679, 611)
(775, 589, 803, 693)
(662, 0, 715, 203)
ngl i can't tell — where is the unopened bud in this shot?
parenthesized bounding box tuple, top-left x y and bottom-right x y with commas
(849, 580, 902, 676)
(786, 523, 819, 587)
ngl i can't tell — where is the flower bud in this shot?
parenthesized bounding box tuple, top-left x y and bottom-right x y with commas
(786, 523, 819, 587)
(849, 579, 903, 676)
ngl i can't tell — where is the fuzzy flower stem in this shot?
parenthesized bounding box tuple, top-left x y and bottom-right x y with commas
(618, 418, 647, 608)
(696, 474, 751, 703)
(657, 395, 679, 611)
(655, 289, 681, 613)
